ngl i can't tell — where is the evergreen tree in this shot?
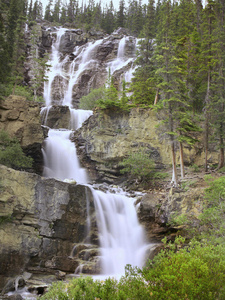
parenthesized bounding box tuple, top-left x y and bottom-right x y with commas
(6, 0, 25, 58)
(101, 2, 115, 34)
(126, 0, 144, 36)
(0, 1, 10, 84)
(130, 0, 157, 106)
(155, 0, 199, 183)
(116, 0, 126, 28)
(209, 0, 225, 169)
(52, 0, 61, 23)
(200, 0, 216, 171)
(44, 0, 53, 22)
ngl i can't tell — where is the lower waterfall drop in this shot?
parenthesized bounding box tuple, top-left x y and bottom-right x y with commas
(91, 188, 147, 276)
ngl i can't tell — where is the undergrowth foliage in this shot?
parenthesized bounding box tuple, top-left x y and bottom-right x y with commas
(41, 238, 225, 300)
(119, 149, 155, 181)
(0, 130, 33, 169)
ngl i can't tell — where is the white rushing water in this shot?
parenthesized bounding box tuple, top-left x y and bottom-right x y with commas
(63, 39, 103, 107)
(42, 129, 88, 183)
(41, 27, 148, 278)
(107, 36, 133, 75)
(92, 188, 147, 276)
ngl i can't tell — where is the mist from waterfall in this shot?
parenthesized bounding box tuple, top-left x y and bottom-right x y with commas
(41, 27, 148, 277)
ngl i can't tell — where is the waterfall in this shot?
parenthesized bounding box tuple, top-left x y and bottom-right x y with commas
(92, 188, 147, 275)
(42, 129, 88, 183)
(41, 27, 148, 277)
(107, 37, 133, 75)
(63, 39, 103, 107)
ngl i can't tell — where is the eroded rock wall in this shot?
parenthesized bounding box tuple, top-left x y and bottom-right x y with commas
(0, 95, 44, 174)
(74, 108, 207, 183)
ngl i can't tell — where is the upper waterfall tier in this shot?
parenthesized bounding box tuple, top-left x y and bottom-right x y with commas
(43, 27, 138, 108)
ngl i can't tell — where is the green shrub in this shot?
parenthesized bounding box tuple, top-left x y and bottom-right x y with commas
(119, 149, 155, 181)
(198, 176, 225, 242)
(0, 130, 33, 169)
(79, 87, 106, 110)
(142, 238, 225, 299)
(0, 83, 33, 100)
(96, 83, 130, 111)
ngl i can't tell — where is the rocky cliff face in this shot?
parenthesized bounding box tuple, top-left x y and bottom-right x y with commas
(73, 108, 209, 184)
(0, 95, 44, 174)
(0, 165, 100, 293)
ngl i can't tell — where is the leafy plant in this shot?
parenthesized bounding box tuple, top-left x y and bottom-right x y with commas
(142, 238, 225, 299)
(198, 176, 225, 243)
(41, 237, 225, 300)
(79, 87, 106, 110)
(0, 130, 33, 169)
(0, 215, 13, 226)
(190, 163, 200, 172)
(119, 149, 155, 181)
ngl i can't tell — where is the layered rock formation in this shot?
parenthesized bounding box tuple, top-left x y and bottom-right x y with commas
(74, 108, 208, 184)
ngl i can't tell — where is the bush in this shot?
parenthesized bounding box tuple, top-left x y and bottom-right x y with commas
(142, 238, 225, 299)
(119, 149, 155, 181)
(0, 130, 33, 169)
(198, 176, 225, 242)
(0, 83, 33, 100)
(96, 83, 130, 111)
(79, 87, 106, 110)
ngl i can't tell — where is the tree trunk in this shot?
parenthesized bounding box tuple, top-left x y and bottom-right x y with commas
(218, 133, 224, 169)
(179, 141, 185, 179)
(171, 140, 178, 186)
(204, 71, 211, 172)
(154, 88, 159, 105)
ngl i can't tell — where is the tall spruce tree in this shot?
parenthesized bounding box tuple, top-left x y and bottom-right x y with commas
(155, 0, 200, 183)
(0, 1, 9, 84)
(209, 0, 225, 169)
(116, 0, 126, 28)
(129, 0, 157, 106)
(200, 0, 216, 171)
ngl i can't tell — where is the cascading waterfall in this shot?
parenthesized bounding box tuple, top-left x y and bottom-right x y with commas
(63, 39, 103, 107)
(91, 188, 147, 275)
(42, 129, 88, 183)
(42, 27, 148, 277)
(107, 36, 133, 75)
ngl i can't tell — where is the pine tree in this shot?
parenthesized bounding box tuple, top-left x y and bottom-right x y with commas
(209, 0, 225, 169)
(116, 0, 126, 28)
(155, 0, 200, 183)
(44, 0, 53, 22)
(52, 0, 61, 23)
(200, 0, 216, 171)
(129, 0, 157, 106)
(101, 1, 115, 34)
(0, 1, 10, 84)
